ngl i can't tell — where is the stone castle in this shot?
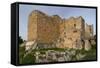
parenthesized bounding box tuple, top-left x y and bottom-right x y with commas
(26, 10, 95, 51)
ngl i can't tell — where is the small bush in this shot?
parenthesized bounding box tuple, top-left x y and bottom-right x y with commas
(21, 53, 35, 64)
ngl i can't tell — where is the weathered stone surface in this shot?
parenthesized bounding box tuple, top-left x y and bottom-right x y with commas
(85, 23, 93, 39)
(63, 16, 85, 49)
(84, 40, 91, 51)
(28, 10, 60, 44)
(27, 10, 94, 50)
(90, 40, 96, 45)
(28, 10, 38, 41)
(25, 40, 37, 51)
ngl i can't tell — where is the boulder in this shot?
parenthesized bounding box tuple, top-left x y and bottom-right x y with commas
(90, 40, 96, 45)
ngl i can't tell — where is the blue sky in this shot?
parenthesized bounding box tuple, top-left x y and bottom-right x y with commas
(19, 4, 96, 40)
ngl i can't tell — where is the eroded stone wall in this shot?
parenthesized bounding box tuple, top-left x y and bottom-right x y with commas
(27, 10, 94, 50)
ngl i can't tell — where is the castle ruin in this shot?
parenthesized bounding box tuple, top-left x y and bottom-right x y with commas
(26, 10, 95, 51)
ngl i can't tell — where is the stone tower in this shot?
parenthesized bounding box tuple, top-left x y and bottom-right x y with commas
(85, 23, 94, 39)
(63, 16, 85, 49)
(28, 10, 38, 41)
(28, 10, 60, 44)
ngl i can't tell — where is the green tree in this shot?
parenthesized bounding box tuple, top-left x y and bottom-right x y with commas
(21, 53, 35, 64)
(19, 36, 23, 44)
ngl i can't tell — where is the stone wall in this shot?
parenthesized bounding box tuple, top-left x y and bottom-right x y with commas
(28, 10, 60, 44)
(28, 10, 38, 41)
(59, 16, 85, 49)
(85, 23, 93, 39)
(27, 10, 94, 50)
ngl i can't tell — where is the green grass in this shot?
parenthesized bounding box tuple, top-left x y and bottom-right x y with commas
(81, 45, 96, 60)
(19, 46, 25, 64)
(75, 44, 96, 61)
(21, 53, 35, 64)
(19, 45, 36, 64)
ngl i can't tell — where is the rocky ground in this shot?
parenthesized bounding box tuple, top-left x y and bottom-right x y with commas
(19, 44, 96, 64)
